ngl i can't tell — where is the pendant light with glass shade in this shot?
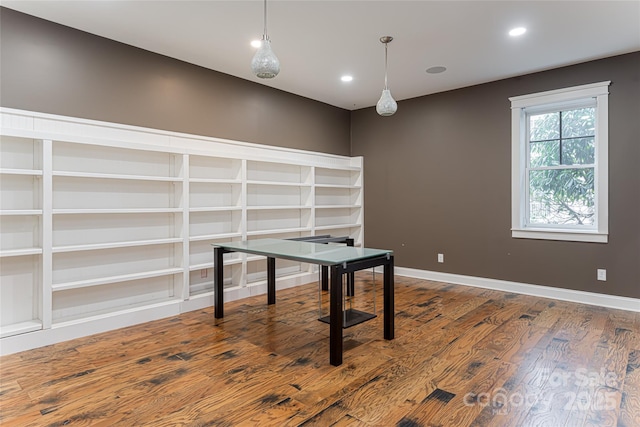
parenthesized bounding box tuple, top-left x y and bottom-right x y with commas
(251, 0, 280, 79)
(376, 36, 397, 116)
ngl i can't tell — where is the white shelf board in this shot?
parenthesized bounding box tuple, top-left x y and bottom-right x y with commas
(52, 267, 184, 291)
(53, 208, 183, 214)
(189, 233, 242, 242)
(189, 206, 242, 212)
(52, 171, 182, 182)
(189, 258, 243, 270)
(246, 227, 312, 236)
(189, 178, 242, 184)
(0, 247, 43, 257)
(0, 320, 42, 338)
(315, 205, 362, 209)
(246, 205, 312, 211)
(315, 224, 362, 231)
(247, 180, 312, 187)
(315, 165, 361, 172)
(314, 184, 361, 189)
(0, 168, 43, 176)
(0, 210, 42, 216)
(190, 262, 214, 270)
(53, 238, 183, 253)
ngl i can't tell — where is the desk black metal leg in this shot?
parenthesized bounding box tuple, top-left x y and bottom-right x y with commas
(329, 264, 343, 366)
(346, 238, 355, 296)
(214, 247, 224, 319)
(321, 266, 328, 291)
(267, 257, 276, 305)
(384, 255, 394, 340)
(347, 273, 355, 296)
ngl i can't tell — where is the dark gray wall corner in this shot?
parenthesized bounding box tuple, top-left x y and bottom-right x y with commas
(351, 52, 640, 299)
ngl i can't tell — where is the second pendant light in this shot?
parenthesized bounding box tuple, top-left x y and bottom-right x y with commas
(376, 36, 397, 116)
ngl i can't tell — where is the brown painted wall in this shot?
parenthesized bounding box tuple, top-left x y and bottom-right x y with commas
(0, 8, 351, 156)
(352, 52, 640, 299)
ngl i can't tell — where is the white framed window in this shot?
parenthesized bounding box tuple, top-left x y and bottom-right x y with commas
(510, 81, 610, 243)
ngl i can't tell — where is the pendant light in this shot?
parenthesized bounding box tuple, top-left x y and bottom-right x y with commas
(376, 36, 397, 116)
(251, 0, 280, 79)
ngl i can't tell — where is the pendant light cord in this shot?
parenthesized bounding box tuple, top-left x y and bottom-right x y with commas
(384, 42, 389, 90)
(263, 0, 269, 41)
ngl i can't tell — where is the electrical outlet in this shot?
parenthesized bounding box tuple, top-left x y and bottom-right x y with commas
(438, 253, 444, 263)
(597, 269, 606, 281)
(200, 269, 208, 279)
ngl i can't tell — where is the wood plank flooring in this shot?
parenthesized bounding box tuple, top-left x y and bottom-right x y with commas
(1, 274, 639, 426)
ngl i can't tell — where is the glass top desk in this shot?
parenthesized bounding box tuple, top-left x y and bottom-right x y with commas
(213, 238, 394, 366)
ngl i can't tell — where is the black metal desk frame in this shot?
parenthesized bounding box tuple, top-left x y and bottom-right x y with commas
(213, 240, 394, 366)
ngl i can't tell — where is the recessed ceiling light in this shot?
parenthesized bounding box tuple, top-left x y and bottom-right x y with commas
(341, 75, 353, 82)
(250, 40, 262, 48)
(426, 66, 447, 74)
(509, 27, 527, 37)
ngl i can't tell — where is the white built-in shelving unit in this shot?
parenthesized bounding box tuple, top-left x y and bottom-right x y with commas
(0, 108, 363, 355)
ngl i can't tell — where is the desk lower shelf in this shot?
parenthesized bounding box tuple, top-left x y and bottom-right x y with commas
(318, 308, 377, 329)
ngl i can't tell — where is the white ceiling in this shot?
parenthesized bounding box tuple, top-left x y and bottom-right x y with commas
(3, 1, 639, 110)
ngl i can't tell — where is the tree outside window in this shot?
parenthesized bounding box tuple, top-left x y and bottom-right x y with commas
(527, 107, 596, 226)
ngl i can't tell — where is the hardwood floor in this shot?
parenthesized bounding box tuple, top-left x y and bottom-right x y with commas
(1, 274, 639, 426)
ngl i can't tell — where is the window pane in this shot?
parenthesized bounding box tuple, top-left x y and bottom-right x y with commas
(529, 112, 559, 142)
(562, 107, 595, 138)
(561, 137, 595, 165)
(530, 140, 560, 167)
(529, 168, 595, 226)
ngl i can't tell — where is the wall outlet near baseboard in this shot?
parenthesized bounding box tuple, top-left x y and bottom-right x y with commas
(438, 253, 444, 263)
(201, 269, 208, 279)
(597, 269, 606, 281)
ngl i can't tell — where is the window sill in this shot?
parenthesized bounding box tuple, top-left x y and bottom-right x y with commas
(512, 228, 608, 243)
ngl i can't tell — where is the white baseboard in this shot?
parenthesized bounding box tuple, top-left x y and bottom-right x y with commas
(395, 267, 640, 313)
